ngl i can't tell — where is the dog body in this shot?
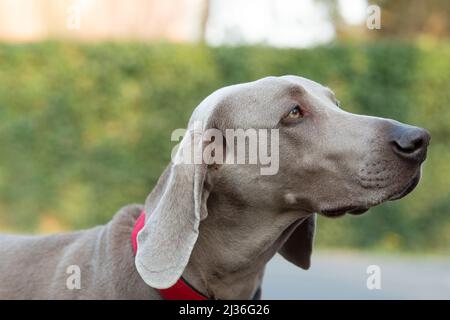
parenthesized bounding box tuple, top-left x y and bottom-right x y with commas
(0, 205, 159, 299)
(0, 76, 430, 299)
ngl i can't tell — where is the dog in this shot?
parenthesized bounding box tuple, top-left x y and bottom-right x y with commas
(0, 75, 430, 299)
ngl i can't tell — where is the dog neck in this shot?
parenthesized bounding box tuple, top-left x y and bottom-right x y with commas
(182, 192, 306, 300)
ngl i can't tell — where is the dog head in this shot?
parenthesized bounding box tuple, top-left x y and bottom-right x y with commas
(135, 76, 430, 288)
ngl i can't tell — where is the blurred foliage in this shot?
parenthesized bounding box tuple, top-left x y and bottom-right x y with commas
(370, 0, 450, 39)
(322, 0, 450, 44)
(0, 41, 449, 253)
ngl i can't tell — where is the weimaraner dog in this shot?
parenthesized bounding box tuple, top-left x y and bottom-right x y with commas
(0, 75, 430, 299)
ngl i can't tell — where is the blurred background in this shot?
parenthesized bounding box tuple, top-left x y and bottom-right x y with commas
(0, 0, 449, 298)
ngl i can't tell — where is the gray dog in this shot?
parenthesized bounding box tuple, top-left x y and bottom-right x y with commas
(0, 75, 430, 299)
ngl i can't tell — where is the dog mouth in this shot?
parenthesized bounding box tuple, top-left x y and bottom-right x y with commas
(388, 172, 421, 201)
(321, 173, 421, 218)
(321, 206, 369, 218)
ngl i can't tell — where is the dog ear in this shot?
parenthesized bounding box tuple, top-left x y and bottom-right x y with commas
(278, 214, 316, 270)
(135, 127, 211, 289)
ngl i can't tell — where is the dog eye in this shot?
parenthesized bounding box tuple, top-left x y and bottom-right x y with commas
(286, 105, 303, 120)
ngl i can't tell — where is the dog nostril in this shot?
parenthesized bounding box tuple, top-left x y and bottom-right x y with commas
(391, 127, 430, 161)
(393, 136, 423, 154)
(411, 137, 424, 151)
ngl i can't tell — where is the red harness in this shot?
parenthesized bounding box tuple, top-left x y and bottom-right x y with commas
(131, 212, 207, 300)
(131, 211, 262, 300)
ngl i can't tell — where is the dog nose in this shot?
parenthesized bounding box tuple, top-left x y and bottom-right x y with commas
(390, 125, 431, 162)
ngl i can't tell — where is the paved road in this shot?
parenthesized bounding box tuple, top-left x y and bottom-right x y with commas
(263, 250, 450, 299)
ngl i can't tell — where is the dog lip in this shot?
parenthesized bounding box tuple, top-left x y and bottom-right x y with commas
(323, 173, 420, 218)
(389, 173, 420, 201)
(347, 207, 369, 215)
(321, 206, 368, 217)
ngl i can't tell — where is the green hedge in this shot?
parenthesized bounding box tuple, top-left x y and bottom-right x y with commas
(0, 41, 449, 252)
